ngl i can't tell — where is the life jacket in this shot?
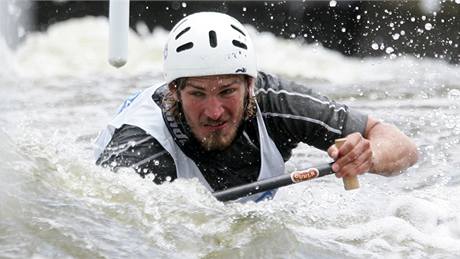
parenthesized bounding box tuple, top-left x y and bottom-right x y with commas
(94, 83, 285, 202)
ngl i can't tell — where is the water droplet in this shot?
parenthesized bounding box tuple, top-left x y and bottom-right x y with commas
(371, 43, 379, 50)
(329, 0, 337, 7)
(425, 23, 433, 31)
(386, 47, 394, 54)
(181, 2, 187, 8)
(392, 33, 400, 40)
(242, 7, 247, 12)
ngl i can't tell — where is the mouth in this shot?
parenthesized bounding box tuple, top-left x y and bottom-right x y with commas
(203, 121, 227, 131)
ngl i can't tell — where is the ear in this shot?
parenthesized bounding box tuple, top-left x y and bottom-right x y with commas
(246, 77, 256, 97)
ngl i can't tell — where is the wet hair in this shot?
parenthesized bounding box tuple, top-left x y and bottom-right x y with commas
(163, 76, 257, 122)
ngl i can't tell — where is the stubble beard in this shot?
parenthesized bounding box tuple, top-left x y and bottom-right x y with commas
(186, 113, 244, 151)
(199, 124, 239, 151)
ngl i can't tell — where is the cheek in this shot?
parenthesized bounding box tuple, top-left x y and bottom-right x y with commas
(226, 92, 245, 105)
(181, 99, 203, 119)
(181, 97, 201, 109)
(229, 96, 245, 111)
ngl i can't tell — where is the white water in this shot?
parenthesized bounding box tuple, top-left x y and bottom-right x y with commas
(1, 16, 460, 258)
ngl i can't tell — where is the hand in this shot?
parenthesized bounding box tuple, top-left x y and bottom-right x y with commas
(327, 132, 373, 178)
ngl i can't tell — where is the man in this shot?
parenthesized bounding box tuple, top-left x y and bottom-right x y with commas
(94, 12, 418, 201)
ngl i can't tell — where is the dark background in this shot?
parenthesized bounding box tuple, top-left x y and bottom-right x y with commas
(19, 1, 460, 63)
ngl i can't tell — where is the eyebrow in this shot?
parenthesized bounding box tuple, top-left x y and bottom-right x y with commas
(185, 79, 242, 90)
(185, 82, 205, 90)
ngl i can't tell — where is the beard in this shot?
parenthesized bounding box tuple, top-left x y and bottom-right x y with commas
(198, 123, 240, 151)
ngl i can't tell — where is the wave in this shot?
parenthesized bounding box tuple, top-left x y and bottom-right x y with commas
(9, 16, 459, 85)
(0, 37, 18, 83)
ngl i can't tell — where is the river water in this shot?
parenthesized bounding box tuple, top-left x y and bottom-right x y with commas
(1, 16, 460, 259)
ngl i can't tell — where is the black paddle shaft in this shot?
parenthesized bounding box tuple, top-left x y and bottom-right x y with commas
(213, 163, 335, 202)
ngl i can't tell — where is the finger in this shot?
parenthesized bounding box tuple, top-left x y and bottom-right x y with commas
(340, 157, 372, 177)
(337, 149, 373, 177)
(335, 137, 370, 170)
(328, 145, 339, 160)
(336, 133, 361, 154)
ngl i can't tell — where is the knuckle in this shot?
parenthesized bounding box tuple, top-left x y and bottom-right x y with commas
(363, 140, 371, 148)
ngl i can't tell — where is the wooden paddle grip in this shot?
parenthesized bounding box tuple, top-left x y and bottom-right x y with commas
(335, 138, 360, 190)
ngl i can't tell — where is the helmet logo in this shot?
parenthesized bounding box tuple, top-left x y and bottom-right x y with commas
(235, 67, 246, 73)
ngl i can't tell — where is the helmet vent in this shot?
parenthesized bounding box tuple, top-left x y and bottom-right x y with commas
(209, 30, 217, 48)
(175, 27, 191, 40)
(231, 25, 246, 36)
(232, 40, 247, 50)
(172, 18, 189, 33)
(176, 42, 194, 53)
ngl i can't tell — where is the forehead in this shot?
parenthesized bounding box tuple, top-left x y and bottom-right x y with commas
(186, 75, 245, 87)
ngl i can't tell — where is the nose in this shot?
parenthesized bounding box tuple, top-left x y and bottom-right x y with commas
(203, 96, 225, 120)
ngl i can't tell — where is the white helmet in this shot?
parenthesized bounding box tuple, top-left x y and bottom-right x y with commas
(163, 12, 257, 84)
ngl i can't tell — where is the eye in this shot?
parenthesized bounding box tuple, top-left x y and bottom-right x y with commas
(190, 91, 205, 97)
(221, 88, 236, 95)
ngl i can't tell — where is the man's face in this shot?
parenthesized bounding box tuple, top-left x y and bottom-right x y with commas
(175, 75, 248, 151)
